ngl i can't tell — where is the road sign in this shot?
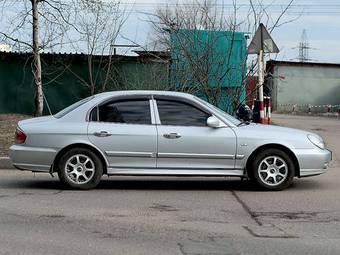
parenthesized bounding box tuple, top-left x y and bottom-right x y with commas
(248, 23, 279, 54)
(248, 23, 279, 124)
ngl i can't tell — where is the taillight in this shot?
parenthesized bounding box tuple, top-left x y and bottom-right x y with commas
(15, 127, 26, 144)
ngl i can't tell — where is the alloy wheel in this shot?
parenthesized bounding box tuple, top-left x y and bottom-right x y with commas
(258, 156, 288, 186)
(64, 154, 95, 184)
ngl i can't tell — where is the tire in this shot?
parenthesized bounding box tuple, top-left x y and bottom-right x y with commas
(58, 148, 103, 190)
(249, 148, 295, 191)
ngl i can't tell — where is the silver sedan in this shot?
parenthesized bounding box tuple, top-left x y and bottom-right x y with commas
(9, 91, 332, 190)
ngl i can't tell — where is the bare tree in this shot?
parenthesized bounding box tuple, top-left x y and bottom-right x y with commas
(67, 0, 127, 95)
(149, 0, 297, 113)
(0, 0, 74, 116)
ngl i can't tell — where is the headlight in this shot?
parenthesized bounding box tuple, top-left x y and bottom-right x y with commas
(307, 134, 325, 149)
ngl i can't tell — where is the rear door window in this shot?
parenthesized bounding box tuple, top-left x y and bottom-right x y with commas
(98, 99, 151, 125)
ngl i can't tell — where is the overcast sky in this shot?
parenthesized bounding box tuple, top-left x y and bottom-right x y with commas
(1, 0, 340, 63)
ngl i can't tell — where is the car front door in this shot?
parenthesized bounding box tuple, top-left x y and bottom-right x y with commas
(154, 97, 237, 170)
(87, 97, 157, 169)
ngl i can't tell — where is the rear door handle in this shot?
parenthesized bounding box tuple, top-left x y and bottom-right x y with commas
(93, 131, 112, 137)
(163, 133, 181, 139)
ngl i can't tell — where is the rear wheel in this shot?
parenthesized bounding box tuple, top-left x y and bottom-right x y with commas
(58, 148, 103, 190)
(250, 148, 295, 191)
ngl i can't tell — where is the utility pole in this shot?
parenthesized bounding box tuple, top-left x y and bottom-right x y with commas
(292, 29, 316, 62)
(298, 29, 309, 62)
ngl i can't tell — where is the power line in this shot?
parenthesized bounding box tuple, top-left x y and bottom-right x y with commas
(3, 1, 340, 15)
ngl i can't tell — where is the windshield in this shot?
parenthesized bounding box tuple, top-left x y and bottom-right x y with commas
(54, 96, 94, 118)
(195, 97, 242, 126)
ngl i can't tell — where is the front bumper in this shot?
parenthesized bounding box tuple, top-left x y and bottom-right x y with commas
(9, 144, 57, 172)
(292, 148, 332, 177)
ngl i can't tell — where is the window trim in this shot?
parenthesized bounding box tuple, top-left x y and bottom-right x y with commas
(149, 99, 157, 125)
(151, 96, 161, 125)
(88, 96, 154, 125)
(89, 106, 99, 121)
(153, 97, 213, 127)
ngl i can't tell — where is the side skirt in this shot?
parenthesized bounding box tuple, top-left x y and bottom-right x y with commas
(107, 168, 245, 177)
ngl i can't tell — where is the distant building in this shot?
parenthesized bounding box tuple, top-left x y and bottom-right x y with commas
(266, 60, 340, 112)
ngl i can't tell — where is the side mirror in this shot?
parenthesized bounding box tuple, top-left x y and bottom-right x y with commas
(207, 116, 220, 128)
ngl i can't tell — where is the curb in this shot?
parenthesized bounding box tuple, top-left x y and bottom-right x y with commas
(0, 157, 14, 169)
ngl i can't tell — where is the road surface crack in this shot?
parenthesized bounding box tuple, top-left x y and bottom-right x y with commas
(231, 190, 262, 226)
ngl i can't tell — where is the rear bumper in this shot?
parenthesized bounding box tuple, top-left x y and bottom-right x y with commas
(293, 148, 332, 177)
(9, 144, 57, 172)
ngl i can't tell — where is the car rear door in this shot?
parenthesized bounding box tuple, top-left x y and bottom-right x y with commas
(88, 97, 157, 169)
(154, 97, 237, 170)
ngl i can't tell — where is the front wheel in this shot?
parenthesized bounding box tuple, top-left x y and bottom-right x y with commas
(58, 148, 103, 190)
(250, 149, 295, 191)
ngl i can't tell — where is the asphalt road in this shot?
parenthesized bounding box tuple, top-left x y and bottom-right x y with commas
(0, 114, 339, 255)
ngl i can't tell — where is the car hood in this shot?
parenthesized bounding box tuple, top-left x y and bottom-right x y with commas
(236, 123, 312, 136)
(233, 123, 320, 149)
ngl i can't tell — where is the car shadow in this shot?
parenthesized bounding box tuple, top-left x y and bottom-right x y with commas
(96, 178, 258, 191)
(0, 175, 329, 192)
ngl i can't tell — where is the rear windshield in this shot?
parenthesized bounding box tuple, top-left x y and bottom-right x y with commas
(54, 96, 94, 119)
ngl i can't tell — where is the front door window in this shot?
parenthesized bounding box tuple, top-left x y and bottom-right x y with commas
(156, 99, 210, 126)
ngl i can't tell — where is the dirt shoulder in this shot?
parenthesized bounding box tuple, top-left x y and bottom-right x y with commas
(0, 114, 30, 157)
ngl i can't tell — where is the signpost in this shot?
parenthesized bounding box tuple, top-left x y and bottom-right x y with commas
(248, 23, 279, 124)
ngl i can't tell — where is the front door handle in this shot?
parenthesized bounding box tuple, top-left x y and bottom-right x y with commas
(163, 133, 181, 139)
(93, 131, 112, 137)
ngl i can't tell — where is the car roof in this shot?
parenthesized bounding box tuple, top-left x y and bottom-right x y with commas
(93, 90, 196, 100)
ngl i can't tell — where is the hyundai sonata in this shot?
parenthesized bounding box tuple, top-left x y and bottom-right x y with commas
(9, 91, 332, 190)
